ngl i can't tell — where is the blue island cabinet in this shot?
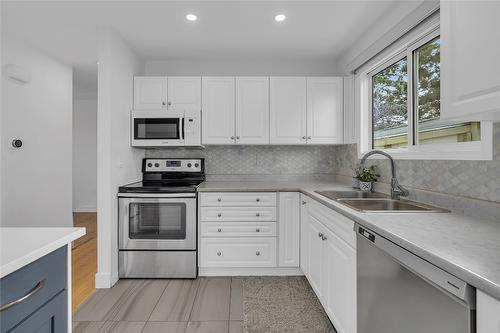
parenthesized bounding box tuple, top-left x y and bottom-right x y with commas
(0, 247, 68, 333)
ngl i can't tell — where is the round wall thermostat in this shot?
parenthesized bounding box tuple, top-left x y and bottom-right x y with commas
(12, 139, 23, 148)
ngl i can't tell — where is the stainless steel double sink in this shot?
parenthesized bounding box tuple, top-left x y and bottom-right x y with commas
(315, 190, 449, 213)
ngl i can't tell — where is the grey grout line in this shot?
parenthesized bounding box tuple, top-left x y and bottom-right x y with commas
(144, 279, 170, 323)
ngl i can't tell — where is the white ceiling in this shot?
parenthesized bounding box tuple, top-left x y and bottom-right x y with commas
(1, 1, 423, 97)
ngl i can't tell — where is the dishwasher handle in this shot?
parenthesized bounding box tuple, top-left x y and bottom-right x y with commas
(356, 224, 476, 309)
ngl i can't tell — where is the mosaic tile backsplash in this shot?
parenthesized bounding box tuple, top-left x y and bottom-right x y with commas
(332, 123, 500, 203)
(145, 145, 338, 175)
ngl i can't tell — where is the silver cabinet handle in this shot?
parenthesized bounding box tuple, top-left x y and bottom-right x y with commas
(256, 213, 260, 217)
(217, 251, 222, 256)
(167, 101, 172, 106)
(321, 235, 327, 241)
(256, 228, 261, 232)
(318, 232, 324, 238)
(217, 228, 222, 232)
(256, 251, 261, 256)
(162, 101, 166, 106)
(0, 279, 46, 312)
(230, 136, 235, 140)
(217, 213, 222, 217)
(236, 136, 240, 140)
(302, 201, 307, 205)
(217, 198, 222, 202)
(256, 198, 260, 202)
(307, 136, 312, 139)
(302, 136, 306, 139)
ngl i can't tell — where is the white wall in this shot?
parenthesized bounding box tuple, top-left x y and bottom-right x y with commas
(144, 59, 340, 76)
(73, 98, 97, 212)
(96, 29, 144, 288)
(1, 35, 73, 227)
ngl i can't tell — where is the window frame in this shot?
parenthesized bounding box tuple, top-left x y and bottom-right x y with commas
(358, 24, 493, 160)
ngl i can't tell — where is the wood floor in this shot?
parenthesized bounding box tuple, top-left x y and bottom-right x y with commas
(73, 212, 98, 312)
(73, 277, 243, 333)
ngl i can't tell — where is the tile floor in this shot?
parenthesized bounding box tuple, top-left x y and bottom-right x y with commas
(73, 277, 242, 333)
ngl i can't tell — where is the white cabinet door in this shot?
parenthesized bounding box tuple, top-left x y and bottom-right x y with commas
(441, 1, 500, 121)
(322, 228, 356, 333)
(201, 77, 236, 144)
(270, 77, 307, 144)
(300, 195, 309, 275)
(477, 290, 500, 333)
(305, 211, 324, 296)
(235, 77, 269, 144)
(133, 77, 167, 109)
(167, 77, 201, 112)
(278, 192, 300, 267)
(306, 77, 344, 144)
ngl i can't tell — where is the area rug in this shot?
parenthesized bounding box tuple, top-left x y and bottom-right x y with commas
(242, 276, 337, 333)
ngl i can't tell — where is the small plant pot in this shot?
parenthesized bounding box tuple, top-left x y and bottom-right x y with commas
(359, 181, 372, 192)
(352, 178, 360, 189)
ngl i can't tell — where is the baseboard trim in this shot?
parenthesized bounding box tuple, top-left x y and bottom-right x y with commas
(95, 272, 111, 288)
(199, 267, 303, 276)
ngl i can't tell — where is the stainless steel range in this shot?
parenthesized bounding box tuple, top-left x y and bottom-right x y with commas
(118, 158, 205, 278)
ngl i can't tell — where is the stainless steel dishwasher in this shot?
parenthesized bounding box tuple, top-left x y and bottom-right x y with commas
(356, 224, 476, 333)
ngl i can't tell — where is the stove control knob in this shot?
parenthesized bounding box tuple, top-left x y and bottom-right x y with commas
(194, 163, 199, 168)
(154, 163, 160, 167)
(147, 163, 153, 168)
(187, 163, 192, 168)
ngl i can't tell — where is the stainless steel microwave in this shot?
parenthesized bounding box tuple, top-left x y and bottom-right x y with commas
(131, 110, 201, 147)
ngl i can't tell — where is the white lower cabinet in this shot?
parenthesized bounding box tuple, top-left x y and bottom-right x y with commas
(199, 191, 279, 269)
(477, 290, 500, 333)
(278, 192, 300, 267)
(301, 194, 357, 333)
(200, 238, 277, 267)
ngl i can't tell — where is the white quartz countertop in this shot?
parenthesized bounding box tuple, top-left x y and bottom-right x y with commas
(198, 180, 500, 300)
(0, 227, 86, 278)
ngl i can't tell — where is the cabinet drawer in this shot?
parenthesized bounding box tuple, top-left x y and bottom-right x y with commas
(0, 247, 67, 333)
(200, 207, 276, 222)
(201, 222, 276, 237)
(200, 238, 277, 267)
(200, 192, 276, 207)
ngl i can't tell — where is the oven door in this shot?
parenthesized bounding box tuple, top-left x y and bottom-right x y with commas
(119, 196, 196, 250)
(131, 110, 184, 146)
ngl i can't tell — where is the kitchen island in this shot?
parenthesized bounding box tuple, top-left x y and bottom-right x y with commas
(0, 227, 85, 332)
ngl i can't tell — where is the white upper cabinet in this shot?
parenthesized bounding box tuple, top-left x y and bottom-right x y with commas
(270, 77, 307, 144)
(307, 77, 344, 144)
(167, 77, 201, 112)
(235, 77, 270, 144)
(134, 77, 168, 109)
(343, 75, 358, 144)
(441, 1, 500, 121)
(202, 77, 236, 144)
(134, 76, 201, 111)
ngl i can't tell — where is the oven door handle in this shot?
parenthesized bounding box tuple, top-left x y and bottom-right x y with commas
(181, 117, 185, 140)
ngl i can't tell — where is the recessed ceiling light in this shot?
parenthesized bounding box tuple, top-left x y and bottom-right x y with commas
(186, 14, 197, 21)
(274, 14, 286, 22)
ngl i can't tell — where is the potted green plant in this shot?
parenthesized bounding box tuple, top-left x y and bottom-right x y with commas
(351, 164, 363, 188)
(357, 165, 380, 192)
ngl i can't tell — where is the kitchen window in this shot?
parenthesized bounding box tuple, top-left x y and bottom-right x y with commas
(359, 25, 492, 160)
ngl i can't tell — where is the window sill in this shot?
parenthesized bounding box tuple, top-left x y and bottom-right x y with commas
(358, 140, 493, 161)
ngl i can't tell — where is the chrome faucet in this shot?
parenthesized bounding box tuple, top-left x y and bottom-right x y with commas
(359, 150, 409, 200)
